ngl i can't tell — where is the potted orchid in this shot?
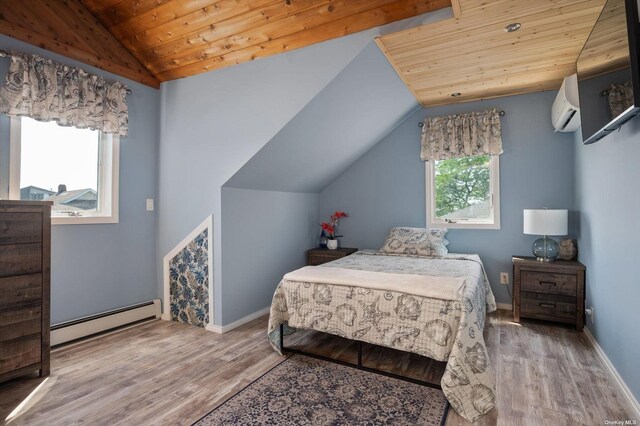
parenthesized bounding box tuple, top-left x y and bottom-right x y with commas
(321, 211, 348, 250)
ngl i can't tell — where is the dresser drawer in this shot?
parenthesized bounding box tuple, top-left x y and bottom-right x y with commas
(0, 244, 42, 278)
(0, 335, 41, 375)
(521, 293, 576, 320)
(0, 213, 43, 245)
(0, 274, 42, 310)
(521, 271, 577, 296)
(0, 306, 41, 342)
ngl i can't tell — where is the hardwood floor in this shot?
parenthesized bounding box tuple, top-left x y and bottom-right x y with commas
(0, 310, 635, 425)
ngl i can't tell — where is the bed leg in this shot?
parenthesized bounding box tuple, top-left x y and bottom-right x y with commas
(279, 323, 284, 352)
(358, 341, 362, 367)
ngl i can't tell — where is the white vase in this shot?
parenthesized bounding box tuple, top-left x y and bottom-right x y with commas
(327, 239, 338, 250)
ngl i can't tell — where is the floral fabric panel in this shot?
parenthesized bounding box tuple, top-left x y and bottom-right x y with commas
(380, 227, 449, 257)
(267, 251, 497, 422)
(169, 229, 209, 327)
(420, 108, 502, 161)
(0, 53, 128, 136)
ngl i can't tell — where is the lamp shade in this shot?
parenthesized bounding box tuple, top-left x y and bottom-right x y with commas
(523, 209, 568, 236)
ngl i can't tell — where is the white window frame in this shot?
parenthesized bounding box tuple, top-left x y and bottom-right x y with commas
(9, 117, 120, 225)
(425, 155, 501, 230)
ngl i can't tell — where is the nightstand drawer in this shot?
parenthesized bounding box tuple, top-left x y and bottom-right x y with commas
(521, 293, 576, 320)
(521, 271, 576, 296)
(306, 248, 357, 266)
(308, 254, 335, 266)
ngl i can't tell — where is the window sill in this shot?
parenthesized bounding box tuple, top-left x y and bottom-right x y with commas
(429, 221, 501, 230)
(52, 215, 119, 225)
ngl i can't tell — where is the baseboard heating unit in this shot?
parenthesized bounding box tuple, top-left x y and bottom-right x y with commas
(51, 299, 162, 346)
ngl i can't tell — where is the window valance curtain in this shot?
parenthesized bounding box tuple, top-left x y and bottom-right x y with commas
(607, 82, 633, 119)
(0, 53, 128, 136)
(420, 109, 503, 161)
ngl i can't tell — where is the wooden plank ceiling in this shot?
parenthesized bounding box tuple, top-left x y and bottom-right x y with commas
(82, 0, 451, 82)
(0, 0, 160, 87)
(0, 0, 451, 87)
(376, 0, 607, 106)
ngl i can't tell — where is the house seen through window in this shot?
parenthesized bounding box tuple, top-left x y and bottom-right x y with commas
(11, 117, 120, 224)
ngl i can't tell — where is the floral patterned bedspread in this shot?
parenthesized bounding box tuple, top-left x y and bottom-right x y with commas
(267, 250, 497, 422)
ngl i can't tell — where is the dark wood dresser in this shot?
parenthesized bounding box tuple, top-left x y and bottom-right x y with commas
(306, 247, 357, 266)
(0, 200, 51, 382)
(512, 256, 585, 331)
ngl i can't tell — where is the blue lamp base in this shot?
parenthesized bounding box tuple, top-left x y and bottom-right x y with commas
(532, 236, 560, 262)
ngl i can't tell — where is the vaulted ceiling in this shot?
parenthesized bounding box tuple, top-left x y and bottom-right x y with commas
(0, 0, 451, 88)
(377, 0, 606, 106)
(0, 0, 609, 106)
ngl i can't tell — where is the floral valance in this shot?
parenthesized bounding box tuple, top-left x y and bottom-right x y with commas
(420, 109, 503, 161)
(607, 82, 633, 119)
(0, 53, 128, 136)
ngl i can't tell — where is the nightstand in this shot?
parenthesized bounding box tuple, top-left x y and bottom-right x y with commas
(306, 247, 357, 266)
(512, 256, 586, 331)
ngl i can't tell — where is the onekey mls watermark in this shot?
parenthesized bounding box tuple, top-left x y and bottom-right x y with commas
(604, 420, 637, 425)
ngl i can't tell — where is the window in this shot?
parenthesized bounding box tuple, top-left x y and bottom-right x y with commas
(9, 117, 119, 225)
(425, 155, 500, 229)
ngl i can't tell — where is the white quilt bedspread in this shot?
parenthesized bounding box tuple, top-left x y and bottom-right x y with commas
(267, 250, 497, 422)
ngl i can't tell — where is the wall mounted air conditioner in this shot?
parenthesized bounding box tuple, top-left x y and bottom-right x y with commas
(552, 74, 581, 132)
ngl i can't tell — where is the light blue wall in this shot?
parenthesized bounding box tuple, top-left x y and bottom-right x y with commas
(318, 90, 576, 305)
(157, 33, 375, 326)
(574, 118, 640, 401)
(157, 9, 452, 326)
(0, 35, 160, 324)
(221, 188, 318, 324)
(225, 42, 418, 192)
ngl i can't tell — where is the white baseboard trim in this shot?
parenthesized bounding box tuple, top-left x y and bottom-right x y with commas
(584, 327, 640, 419)
(205, 306, 271, 334)
(51, 300, 161, 346)
(496, 302, 513, 311)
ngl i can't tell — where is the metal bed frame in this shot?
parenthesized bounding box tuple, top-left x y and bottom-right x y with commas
(278, 323, 446, 391)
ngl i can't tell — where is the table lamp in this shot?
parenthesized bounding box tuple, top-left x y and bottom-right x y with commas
(523, 209, 568, 262)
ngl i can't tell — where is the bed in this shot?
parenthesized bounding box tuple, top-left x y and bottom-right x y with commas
(267, 249, 497, 422)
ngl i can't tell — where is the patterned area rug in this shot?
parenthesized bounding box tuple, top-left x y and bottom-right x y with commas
(194, 354, 449, 425)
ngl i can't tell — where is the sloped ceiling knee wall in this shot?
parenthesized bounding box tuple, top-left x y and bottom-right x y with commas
(224, 42, 418, 193)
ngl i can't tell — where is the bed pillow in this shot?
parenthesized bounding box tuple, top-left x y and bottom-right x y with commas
(380, 227, 448, 256)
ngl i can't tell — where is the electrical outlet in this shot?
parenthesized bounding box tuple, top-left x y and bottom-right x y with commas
(586, 305, 594, 323)
(146, 198, 154, 211)
(500, 272, 509, 285)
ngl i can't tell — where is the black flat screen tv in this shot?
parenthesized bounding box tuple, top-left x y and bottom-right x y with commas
(577, 0, 640, 144)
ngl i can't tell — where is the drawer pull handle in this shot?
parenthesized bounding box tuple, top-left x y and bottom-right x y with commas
(539, 302, 556, 308)
(540, 281, 557, 287)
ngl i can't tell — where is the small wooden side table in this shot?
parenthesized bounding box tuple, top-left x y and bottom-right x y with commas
(306, 247, 357, 266)
(512, 256, 586, 331)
